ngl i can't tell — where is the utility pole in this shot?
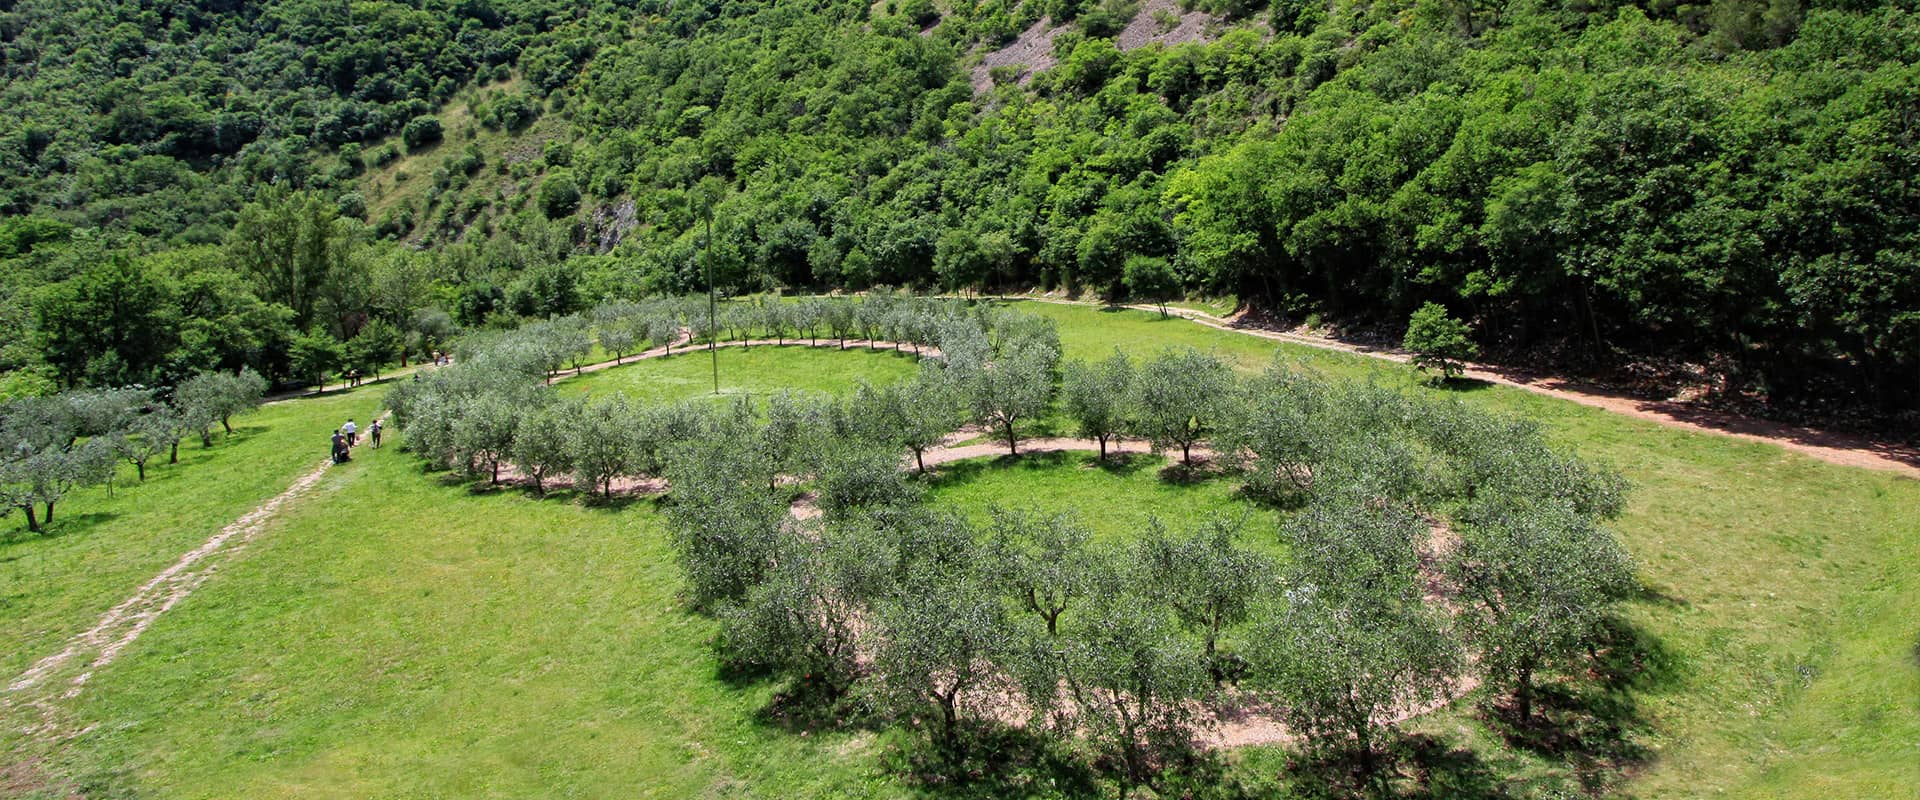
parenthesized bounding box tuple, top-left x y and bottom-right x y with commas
(705, 203, 718, 395)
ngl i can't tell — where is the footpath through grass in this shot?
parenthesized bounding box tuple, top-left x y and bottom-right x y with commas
(0, 386, 388, 683)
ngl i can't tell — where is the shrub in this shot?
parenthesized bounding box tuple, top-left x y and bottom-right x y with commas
(401, 115, 444, 150)
(1403, 302, 1479, 381)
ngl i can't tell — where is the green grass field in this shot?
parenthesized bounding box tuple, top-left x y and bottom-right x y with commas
(562, 343, 924, 404)
(4, 302, 1916, 798)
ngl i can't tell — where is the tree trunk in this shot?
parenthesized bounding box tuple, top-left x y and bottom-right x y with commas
(491, 461, 500, 484)
(21, 504, 39, 533)
(1182, 441, 1192, 464)
(1516, 663, 1534, 724)
(1098, 435, 1108, 460)
(915, 449, 926, 473)
(1005, 422, 1019, 455)
(221, 415, 233, 435)
(44, 499, 55, 523)
(136, 460, 146, 481)
(170, 442, 179, 464)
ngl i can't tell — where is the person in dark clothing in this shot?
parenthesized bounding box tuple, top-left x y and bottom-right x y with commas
(369, 420, 383, 449)
(331, 431, 350, 463)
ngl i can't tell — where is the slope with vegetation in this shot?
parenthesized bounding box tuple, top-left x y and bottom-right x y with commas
(1, 0, 1916, 422)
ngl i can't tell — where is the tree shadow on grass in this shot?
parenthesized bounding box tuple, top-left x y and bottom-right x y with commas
(1433, 377, 1494, 393)
(1395, 733, 1515, 800)
(887, 726, 1106, 800)
(1479, 617, 1679, 793)
(1274, 734, 1514, 800)
(1158, 458, 1230, 485)
(1088, 451, 1153, 477)
(0, 512, 119, 545)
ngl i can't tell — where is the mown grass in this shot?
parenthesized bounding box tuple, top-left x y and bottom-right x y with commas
(10, 303, 1918, 798)
(49, 433, 896, 799)
(924, 449, 1275, 551)
(561, 343, 924, 403)
(0, 386, 388, 682)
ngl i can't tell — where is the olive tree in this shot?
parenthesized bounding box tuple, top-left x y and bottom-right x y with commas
(119, 409, 181, 480)
(824, 299, 857, 349)
(646, 313, 681, 356)
(451, 394, 520, 483)
(792, 298, 824, 345)
(1061, 350, 1134, 460)
(175, 368, 268, 442)
(965, 340, 1057, 456)
(988, 508, 1100, 637)
(1446, 504, 1635, 723)
(2, 437, 117, 530)
(1216, 364, 1332, 496)
(1049, 590, 1209, 794)
(510, 398, 580, 495)
(567, 395, 640, 497)
(848, 366, 965, 472)
(815, 442, 923, 520)
(721, 523, 892, 699)
(872, 558, 1014, 768)
(595, 307, 646, 364)
(1132, 348, 1233, 465)
(1249, 499, 1459, 785)
(665, 433, 790, 609)
(1135, 515, 1274, 675)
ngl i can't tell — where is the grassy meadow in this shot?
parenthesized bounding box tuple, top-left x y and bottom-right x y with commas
(2, 301, 1914, 798)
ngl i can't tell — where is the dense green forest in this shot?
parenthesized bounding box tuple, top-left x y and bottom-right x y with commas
(1, 0, 1916, 415)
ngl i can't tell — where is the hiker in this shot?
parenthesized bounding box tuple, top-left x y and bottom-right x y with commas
(343, 418, 358, 446)
(331, 430, 349, 464)
(369, 419, 383, 449)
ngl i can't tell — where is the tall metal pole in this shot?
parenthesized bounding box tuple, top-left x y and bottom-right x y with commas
(705, 205, 718, 395)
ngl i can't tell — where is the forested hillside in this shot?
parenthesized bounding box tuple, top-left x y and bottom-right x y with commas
(2, 0, 1916, 416)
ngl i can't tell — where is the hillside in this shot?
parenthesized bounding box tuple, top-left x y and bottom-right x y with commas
(1, 0, 1917, 419)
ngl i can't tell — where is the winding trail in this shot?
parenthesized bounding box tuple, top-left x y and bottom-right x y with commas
(1013, 296, 1920, 479)
(3, 417, 387, 738)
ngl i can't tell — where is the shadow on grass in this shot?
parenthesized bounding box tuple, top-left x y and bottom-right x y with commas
(884, 726, 1108, 800)
(1159, 458, 1231, 485)
(0, 512, 120, 545)
(1477, 617, 1678, 792)
(1396, 733, 1514, 800)
(1433, 377, 1494, 393)
(1233, 483, 1313, 512)
(1275, 733, 1516, 800)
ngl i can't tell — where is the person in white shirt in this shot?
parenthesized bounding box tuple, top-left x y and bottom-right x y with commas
(342, 418, 358, 446)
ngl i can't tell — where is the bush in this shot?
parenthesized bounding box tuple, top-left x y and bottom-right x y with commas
(401, 115, 444, 150)
(1403, 302, 1479, 382)
(539, 171, 581, 218)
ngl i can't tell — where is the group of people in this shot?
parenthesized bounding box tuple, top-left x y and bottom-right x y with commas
(330, 417, 382, 464)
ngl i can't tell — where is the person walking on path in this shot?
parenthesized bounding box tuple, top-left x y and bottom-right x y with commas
(369, 420, 383, 449)
(342, 418, 358, 446)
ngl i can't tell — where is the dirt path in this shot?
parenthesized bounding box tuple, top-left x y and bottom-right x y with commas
(2, 416, 387, 738)
(1014, 296, 1920, 479)
(264, 364, 435, 405)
